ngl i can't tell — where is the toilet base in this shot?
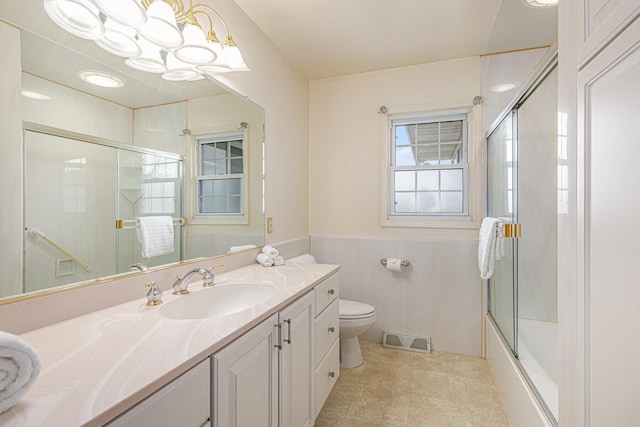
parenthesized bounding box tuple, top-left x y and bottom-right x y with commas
(340, 336, 364, 368)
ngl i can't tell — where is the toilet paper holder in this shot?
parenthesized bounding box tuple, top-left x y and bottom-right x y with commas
(380, 258, 411, 267)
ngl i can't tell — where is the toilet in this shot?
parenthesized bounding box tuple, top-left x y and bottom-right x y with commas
(339, 299, 376, 368)
(287, 253, 376, 369)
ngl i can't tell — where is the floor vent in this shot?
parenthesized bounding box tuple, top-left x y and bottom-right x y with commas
(382, 331, 431, 354)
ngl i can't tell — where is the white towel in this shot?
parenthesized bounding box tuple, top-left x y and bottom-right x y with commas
(136, 216, 174, 258)
(478, 217, 500, 280)
(0, 331, 42, 414)
(262, 245, 279, 257)
(256, 253, 274, 267)
(272, 256, 285, 266)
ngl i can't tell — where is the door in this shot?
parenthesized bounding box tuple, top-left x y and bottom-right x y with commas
(279, 291, 315, 427)
(213, 313, 279, 427)
(487, 111, 518, 353)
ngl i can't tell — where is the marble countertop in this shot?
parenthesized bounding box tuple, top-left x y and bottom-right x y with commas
(0, 262, 339, 427)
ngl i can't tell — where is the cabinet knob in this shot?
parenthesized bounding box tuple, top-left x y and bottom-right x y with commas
(328, 326, 335, 333)
(328, 289, 335, 295)
(328, 371, 336, 378)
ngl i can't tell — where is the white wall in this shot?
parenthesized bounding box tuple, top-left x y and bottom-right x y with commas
(204, 0, 310, 246)
(308, 58, 483, 355)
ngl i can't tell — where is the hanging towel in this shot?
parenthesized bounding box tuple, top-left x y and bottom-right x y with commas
(136, 216, 174, 258)
(478, 217, 500, 280)
(0, 331, 42, 414)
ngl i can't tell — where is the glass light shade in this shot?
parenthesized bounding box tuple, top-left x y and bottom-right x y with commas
(197, 64, 232, 74)
(90, 0, 146, 27)
(78, 70, 126, 88)
(95, 19, 141, 58)
(125, 38, 166, 73)
(44, 0, 105, 40)
(136, 0, 183, 49)
(174, 24, 217, 65)
(162, 52, 200, 81)
(222, 45, 248, 71)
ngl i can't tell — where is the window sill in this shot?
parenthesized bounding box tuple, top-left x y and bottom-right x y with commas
(381, 217, 478, 229)
(189, 216, 249, 226)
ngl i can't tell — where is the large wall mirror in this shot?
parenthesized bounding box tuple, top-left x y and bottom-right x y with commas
(0, 1, 265, 301)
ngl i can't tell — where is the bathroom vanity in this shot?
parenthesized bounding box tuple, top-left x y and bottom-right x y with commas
(0, 262, 339, 426)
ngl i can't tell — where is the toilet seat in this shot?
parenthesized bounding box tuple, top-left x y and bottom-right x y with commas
(339, 299, 375, 319)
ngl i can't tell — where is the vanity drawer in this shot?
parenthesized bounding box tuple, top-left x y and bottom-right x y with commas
(314, 273, 339, 316)
(314, 339, 340, 418)
(315, 298, 339, 364)
(107, 358, 210, 427)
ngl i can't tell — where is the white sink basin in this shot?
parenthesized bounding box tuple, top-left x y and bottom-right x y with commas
(159, 283, 277, 320)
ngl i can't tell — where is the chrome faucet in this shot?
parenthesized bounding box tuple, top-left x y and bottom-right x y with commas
(172, 268, 207, 295)
(130, 263, 149, 272)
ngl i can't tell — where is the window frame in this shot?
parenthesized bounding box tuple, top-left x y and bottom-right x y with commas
(194, 132, 247, 219)
(383, 108, 474, 226)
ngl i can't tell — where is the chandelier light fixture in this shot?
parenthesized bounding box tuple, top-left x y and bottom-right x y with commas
(43, 0, 249, 83)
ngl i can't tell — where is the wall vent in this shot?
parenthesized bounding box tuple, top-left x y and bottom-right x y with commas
(382, 331, 431, 354)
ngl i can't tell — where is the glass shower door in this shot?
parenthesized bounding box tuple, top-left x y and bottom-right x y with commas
(487, 112, 518, 354)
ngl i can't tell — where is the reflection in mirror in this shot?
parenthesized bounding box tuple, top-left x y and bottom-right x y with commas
(0, 4, 265, 301)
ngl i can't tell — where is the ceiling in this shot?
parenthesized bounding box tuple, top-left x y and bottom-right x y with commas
(234, 0, 558, 80)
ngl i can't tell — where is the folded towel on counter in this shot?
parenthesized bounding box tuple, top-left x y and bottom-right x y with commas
(256, 253, 274, 267)
(261, 245, 279, 257)
(272, 256, 285, 266)
(136, 216, 174, 258)
(478, 217, 500, 280)
(0, 331, 42, 414)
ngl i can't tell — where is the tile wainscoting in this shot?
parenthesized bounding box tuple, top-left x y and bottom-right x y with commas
(311, 236, 482, 356)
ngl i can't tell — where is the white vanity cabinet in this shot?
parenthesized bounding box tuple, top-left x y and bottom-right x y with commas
(213, 312, 280, 427)
(313, 273, 340, 418)
(212, 272, 339, 427)
(106, 359, 210, 427)
(212, 291, 316, 427)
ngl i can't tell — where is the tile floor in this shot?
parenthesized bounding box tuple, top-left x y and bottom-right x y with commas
(315, 340, 511, 427)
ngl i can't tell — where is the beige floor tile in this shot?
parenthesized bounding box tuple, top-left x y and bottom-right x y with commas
(469, 407, 511, 427)
(314, 409, 345, 427)
(323, 376, 361, 413)
(347, 385, 411, 425)
(359, 359, 414, 390)
(319, 344, 511, 427)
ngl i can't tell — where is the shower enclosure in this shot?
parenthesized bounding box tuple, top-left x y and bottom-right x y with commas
(23, 129, 183, 293)
(487, 57, 558, 423)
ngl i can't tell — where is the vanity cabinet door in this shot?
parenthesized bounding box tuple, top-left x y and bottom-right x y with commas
(279, 291, 315, 427)
(213, 313, 279, 427)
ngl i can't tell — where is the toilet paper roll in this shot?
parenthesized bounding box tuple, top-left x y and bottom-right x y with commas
(386, 258, 402, 272)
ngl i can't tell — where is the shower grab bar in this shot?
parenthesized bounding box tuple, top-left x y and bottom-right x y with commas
(27, 228, 91, 272)
(115, 218, 185, 230)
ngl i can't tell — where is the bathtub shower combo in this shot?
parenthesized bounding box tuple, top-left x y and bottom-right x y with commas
(486, 55, 559, 424)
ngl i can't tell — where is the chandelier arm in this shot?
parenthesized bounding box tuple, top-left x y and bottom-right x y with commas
(188, 3, 230, 35)
(193, 10, 214, 31)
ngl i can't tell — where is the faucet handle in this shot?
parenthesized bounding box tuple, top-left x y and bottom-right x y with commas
(202, 264, 224, 287)
(145, 282, 163, 306)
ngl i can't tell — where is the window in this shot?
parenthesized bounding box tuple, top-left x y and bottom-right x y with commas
(138, 154, 180, 215)
(389, 112, 469, 219)
(196, 133, 245, 216)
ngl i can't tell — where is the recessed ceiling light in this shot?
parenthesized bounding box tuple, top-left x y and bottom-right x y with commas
(78, 70, 126, 88)
(491, 82, 520, 93)
(21, 90, 53, 100)
(523, 0, 558, 8)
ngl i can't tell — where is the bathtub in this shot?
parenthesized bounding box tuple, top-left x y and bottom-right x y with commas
(517, 319, 558, 420)
(486, 315, 556, 427)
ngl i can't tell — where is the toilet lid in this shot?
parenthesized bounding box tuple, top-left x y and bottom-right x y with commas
(339, 299, 375, 318)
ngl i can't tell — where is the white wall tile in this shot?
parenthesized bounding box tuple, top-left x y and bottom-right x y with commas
(312, 236, 482, 356)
